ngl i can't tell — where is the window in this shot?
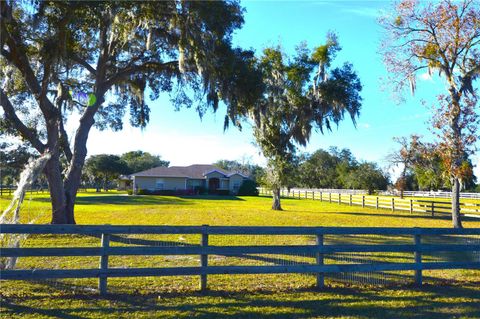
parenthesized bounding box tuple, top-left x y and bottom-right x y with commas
(156, 179, 164, 190)
(233, 182, 240, 192)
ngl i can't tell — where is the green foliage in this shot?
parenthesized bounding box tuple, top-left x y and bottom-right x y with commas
(0, 0, 261, 222)
(215, 189, 231, 196)
(120, 151, 169, 174)
(394, 173, 419, 192)
(194, 185, 207, 195)
(412, 151, 476, 191)
(347, 162, 389, 195)
(214, 159, 265, 183)
(297, 147, 388, 193)
(0, 142, 35, 185)
(250, 33, 362, 204)
(237, 179, 259, 196)
(298, 150, 339, 188)
(311, 31, 340, 66)
(84, 155, 130, 191)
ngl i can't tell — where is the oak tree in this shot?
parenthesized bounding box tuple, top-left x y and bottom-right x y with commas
(250, 34, 362, 210)
(1, 1, 259, 223)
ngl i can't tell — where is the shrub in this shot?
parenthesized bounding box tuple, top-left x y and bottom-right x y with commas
(134, 189, 196, 196)
(237, 180, 259, 196)
(137, 188, 147, 195)
(194, 186, 207, 195)
(216, 189, 231, 196)
(127, 189, 133, 195)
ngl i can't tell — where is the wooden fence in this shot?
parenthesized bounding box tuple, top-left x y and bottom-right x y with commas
(1, 224, 479, 295)
(258, 188, 480, 218)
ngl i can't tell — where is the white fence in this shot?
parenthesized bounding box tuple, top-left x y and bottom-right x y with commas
(258, 188, 480, 218)
(380, 190, 480, 199)
(281, 188, 367, 195)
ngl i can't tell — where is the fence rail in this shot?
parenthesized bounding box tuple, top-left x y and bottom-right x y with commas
(1, 224, 479, 295)
(380, 190, 480, 199)
(258, 188, 480, 218)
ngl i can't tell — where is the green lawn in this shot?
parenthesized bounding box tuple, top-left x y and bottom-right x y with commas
(1, 193, 479, 318)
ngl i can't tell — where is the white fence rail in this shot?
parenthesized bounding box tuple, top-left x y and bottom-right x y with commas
(257, 188, 480, 218)
(380, 190, 480, 199)
(281, 188, 367, 195)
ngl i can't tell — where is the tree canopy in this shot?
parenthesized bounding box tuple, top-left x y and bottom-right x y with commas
(249, 33, 362, 210)
(297, 147, 389, 194)
(121, 151, 169, 174)
(84, 154, 129, 191)
(1, 0, 261, 223)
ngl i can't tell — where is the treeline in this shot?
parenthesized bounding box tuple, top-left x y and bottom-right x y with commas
(295, 148, 389, 194)
(215, 148, 389, 195)
(82, 151, 169, 191)
(388, 136, 477, 193)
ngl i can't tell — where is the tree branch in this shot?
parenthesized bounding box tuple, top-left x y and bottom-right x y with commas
(70, 54, 97, 76)
(104, 61, 178, 87)
(0, 89, 46, 153)
(0, 12, 56, 119)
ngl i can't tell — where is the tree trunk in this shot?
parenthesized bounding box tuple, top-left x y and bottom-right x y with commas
(451, 177, 463, 229)
(44, 154, 71, 224)
(272, 188, 282, 210)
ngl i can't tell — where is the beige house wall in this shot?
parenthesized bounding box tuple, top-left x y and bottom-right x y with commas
(133, 173, 247, 194)
(228, 175, 244, 193)
(186, 179, 206, 189)
(134, 176, 187, 191)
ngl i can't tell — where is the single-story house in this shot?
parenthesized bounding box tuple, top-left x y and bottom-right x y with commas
(131, 164, 248, 194)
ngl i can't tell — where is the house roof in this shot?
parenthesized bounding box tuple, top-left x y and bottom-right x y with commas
(132, 164, 236, 179)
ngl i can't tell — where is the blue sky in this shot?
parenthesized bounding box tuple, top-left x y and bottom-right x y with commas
(81, 0, 478, 178)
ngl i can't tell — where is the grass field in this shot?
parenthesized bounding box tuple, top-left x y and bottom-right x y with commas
(1, 192, 480, 318)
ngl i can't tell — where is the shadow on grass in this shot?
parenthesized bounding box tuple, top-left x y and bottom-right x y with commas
(33, 195, 192, 206)
(178, 195, 245, 201)
(2, 282, 479, 319)
(328, 210, 480, 222)
(31, 194, 244, 205)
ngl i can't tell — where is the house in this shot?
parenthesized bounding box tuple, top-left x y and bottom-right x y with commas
(131, 164, 248, 195)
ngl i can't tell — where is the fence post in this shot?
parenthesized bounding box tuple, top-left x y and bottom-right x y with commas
(410, 199, 413, 214)
(329, 193, 332, 203)
(316, 232, 324, 289)
(200, 224, 209, 292)
(312, 191, 315, 200)
(320, 192, 323, 201)
(338, 193, 341, 203)
(99, 233, 110, 296)
(305, 191, 307, 199)
(391, 198, 395, 212)
(431, 202, 435, 217)
(362, 195, 365, 208)
(414, 230, 422, 286)
(376, 197, 379, 209)
(349, 194, 352, 206)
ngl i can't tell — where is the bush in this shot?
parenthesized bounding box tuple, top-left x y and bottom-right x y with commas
(216, 189, 231, 196)
(135, 189, 196, 196)
(127, 189, 133, 195)
(194, 186, 207, 195)
(136, 188, 147, 195)
(237, 180, 259, 196)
